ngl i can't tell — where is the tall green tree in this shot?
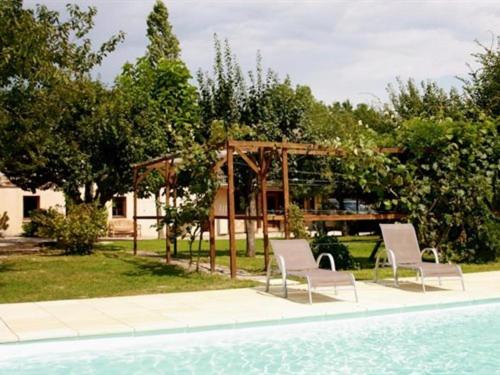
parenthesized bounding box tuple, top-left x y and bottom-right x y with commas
(461, 37, 500, 214)
(463, 37, 500, 117)
(387, 78, 468, 121)
(117, 0, 204, 240)
(146, 0, 180, 64)
(0, 1, 125, 205)
(197, 37, 318, 255)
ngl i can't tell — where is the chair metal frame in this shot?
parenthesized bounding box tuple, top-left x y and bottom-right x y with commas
(374, 246, 465, 292)
(266, 252, 358, 304)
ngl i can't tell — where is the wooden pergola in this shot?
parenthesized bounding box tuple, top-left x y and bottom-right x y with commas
(132, 140, 405, 279)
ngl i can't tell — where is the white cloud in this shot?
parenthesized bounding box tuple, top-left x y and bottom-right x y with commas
(24, 0, 500, 104)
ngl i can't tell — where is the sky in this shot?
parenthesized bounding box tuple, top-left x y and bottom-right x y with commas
(25, 0, 500, 105)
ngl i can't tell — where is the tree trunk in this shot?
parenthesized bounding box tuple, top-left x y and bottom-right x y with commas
(155, 190, 165, 239)
(245, 192, 257, 257)
(196, 226, 203, 272)
(64, 185, 83, 207)
(188, 227, 199, 267)
(84, 182, 94, 204)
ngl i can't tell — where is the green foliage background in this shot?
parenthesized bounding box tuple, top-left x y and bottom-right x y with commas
(0, 1, 498, 262)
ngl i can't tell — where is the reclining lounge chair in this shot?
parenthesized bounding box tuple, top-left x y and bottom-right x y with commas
(375, 223, 465, 292)
(266, 239, 358, 304)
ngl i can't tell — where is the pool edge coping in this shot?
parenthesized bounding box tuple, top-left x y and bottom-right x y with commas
(3, 296, 500, 346)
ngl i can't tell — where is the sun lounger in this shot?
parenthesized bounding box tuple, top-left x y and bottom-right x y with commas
(375, 223, 465, 292)
(266, 239, 358, 304)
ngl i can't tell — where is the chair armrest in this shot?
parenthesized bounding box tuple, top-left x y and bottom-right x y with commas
(386, 248, 397, 266)
(317, 253, 336, 271)
(421, 247, 439, 263)
(276, 255, 287, 275)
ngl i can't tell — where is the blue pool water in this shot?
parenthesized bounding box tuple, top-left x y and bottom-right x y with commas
(0, 302, 499, 374)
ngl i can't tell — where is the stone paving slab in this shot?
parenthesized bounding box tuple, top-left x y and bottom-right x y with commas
(0, 271, 499, 343)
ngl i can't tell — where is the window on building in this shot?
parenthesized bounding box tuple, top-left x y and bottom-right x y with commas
(112, 197, 127, 217)
(23, 196, 40, 218)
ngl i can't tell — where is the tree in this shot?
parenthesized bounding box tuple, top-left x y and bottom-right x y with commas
(304, 100, 369, 144)
(172, 147, 220, 270)
(146, 0, 180, 64)
(461, 36, 500, 216)
(389, 117, 499, 262)
(197, 36, 247, 130)
(116, 57, 200, 233)
(463, 36, 500, 117)
(0, 1, 125, 205)
(197, 37, 257, 256)
(197, 37, 318, 256)
(116, 0, 200, 239)
(387, 78, 468, 121)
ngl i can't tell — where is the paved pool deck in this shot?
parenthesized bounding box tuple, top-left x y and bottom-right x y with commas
(0, 271, 499, 344)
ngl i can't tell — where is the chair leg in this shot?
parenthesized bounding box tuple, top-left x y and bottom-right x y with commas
(307, 276, 312, 304)
(457, 265, 465, 291)
(350, 274, 358, 303)
(374, 253, 380, 282)
(420, 269, 426, 292)
(393, 266, 399, 287)
(282, 273, 288, 298)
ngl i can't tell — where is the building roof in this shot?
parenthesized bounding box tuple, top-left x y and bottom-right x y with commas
(0, 173, 15, 188)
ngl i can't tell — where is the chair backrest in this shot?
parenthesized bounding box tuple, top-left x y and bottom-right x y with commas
(379, 223, 421, 264)
(270, 239, 318, 271)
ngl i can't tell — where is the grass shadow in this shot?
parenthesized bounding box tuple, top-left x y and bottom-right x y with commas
(94, 243, 127, 252)
(0, 262, 14, 272)
(102, 251, 193, 278)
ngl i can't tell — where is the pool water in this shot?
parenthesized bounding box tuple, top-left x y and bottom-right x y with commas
(0, 302, 499, 374)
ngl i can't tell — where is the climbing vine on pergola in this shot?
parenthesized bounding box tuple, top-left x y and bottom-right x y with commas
(132, 140, 404, 278)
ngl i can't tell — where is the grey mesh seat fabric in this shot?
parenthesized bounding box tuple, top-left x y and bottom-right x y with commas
(265, 239, 358, 304)
(375, 224, 465, 292)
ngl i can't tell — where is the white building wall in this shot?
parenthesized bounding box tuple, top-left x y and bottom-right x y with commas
(106, 188, 249, 239)
(0, 187, 65, 236)
(213, 187, 246, 235)
(105, 192, 164, 238)
(0, 177, 268, 239)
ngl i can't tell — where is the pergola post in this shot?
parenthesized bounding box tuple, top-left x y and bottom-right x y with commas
(164, 160, 171, 264)
(209, 206, 216, 273)
(259, 147, 270, 270)
(173, 187, 178, 257)
(227, 143, 237, 278)
(282, 148, 290, 239)
(133, 168, 138, 256)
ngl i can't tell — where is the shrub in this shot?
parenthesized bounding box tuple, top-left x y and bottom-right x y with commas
(37, 204, 107, 254)
(0, 211, 9, 236)
(21, 221, 37, 237)
(22, 208, 60, 237)
(392, 117, 499, 263)
(311, 233, 356, 270)
(446, 218, 500, 263)
(289, 203, 309, 239)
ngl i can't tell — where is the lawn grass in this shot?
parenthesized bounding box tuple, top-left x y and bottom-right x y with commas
(106, 236, 500, 281)
(0, 236, 499, 304)
(0, 248, 255, 303)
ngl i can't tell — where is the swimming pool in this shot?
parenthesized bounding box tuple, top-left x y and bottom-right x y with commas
(0, 301, 499, 374)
